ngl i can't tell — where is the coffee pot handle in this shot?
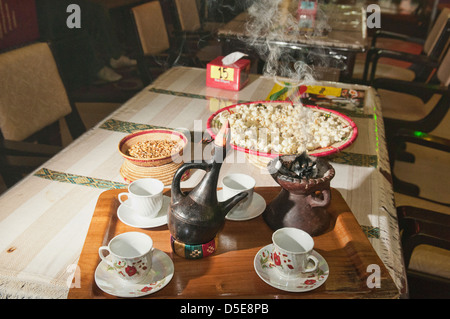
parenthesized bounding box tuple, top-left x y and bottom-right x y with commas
(307, 189, 331, 208)
(171, 161, 210, 203)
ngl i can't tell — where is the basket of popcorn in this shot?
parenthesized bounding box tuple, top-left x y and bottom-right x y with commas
(206, 101, 358, 169)
(118, 129, 190, 185)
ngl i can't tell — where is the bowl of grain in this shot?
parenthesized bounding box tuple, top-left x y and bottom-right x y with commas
(118, 129, 188, 167)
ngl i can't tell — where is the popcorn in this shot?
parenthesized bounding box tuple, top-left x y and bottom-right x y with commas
(215, 102, 351, 154)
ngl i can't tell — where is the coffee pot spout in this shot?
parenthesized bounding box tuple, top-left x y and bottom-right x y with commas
(219, 192, 248, 217)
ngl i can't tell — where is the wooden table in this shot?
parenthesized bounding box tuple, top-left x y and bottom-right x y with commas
(68, 188, 398, 299)
(0, 66, 406, 299)
(217, 3, 368, 81)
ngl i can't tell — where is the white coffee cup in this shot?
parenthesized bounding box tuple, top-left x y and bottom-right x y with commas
(99, 232, 154, 283)
(271, 227, 319, 277)
(222, 173, 255, 213)
(118, 178, 164, 218)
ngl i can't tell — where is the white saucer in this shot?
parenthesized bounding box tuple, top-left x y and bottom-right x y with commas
(217, 190, 266, 221)
(117, 195, 170, 228)
(254, 244, 329, 292)
(94, 249, 174, 298)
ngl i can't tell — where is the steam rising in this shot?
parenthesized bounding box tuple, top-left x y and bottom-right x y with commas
(243, 0, 341, 87)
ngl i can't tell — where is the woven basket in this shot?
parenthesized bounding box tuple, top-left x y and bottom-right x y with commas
(120, 159, 190, 185)
(118, 129, 187, 167)
(245, 154, 272, 170)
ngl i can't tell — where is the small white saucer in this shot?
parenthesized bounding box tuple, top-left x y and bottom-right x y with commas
(94, 249, 174, 298)
(217, 190, 266, 221)
(117, 195, 170, 228)
(254, 244, 329, 292)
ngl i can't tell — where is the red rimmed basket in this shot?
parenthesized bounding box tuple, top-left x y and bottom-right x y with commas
(206, 101, 358, 160)
(118, 129, 188, 167)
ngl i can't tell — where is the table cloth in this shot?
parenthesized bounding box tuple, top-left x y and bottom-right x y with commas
(0, 66, 406, 298)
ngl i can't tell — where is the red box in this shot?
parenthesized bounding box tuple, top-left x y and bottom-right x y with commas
(297, 0, 318, 29)
(206, 56, 251, 91)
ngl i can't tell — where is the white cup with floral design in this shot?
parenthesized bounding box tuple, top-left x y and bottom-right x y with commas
(99, 232, 154, 283)
(271, 227, 319, 277)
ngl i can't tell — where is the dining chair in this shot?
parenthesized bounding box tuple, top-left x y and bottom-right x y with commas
(0, 42, 86, 187)
(130, 1, 201, 85)
(170, 0, 223, 67)
(376, 0, 438, 38)
(390, 127, 449, 202)
(372, 47, 450, 166)
(397, 205, 450, 298)
(391, 122, 450, 298)
(353, 8, 450, 84)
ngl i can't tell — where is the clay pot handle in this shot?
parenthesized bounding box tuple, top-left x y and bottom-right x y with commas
(307, 189, 331, 208)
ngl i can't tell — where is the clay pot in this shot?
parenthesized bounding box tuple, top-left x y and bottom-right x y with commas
(263, 155, 335, 236)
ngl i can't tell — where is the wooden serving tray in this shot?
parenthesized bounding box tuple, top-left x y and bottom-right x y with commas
(68, 187, 399, 299)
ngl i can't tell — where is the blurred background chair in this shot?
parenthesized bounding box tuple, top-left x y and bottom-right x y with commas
(376, 0, 439, 38)
(130, 0, 201, 85)
(169, 0, 223, 67)
(372, 47, 450, 166)
(352, 7, 450, 84)
(390, 128, 449, 204)
(387, 80, 450, 298)
(397, 205, 450, 298)
(0, 42, 86, 188)
(171, 0, 214, 39)
(392, 129, 450, 298)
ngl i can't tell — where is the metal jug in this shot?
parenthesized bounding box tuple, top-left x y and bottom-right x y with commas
(168, 122, 247, 247)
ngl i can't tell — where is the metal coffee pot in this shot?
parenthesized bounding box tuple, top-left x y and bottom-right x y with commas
(168, 122, 247, 248)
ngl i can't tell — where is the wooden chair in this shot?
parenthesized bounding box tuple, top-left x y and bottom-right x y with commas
(170, 0, 223, 67)
(392, 129, 450, 298)
(0, 42, 86, 188)
(372, 47, 450, 165)
(396, 205, 450, 298)
(390, 128, 450, 202)
(130, 1, 200, 85)
(353, 8, 450, 84)
(375, 0, 438, 38)
(171, 0, 214, 42)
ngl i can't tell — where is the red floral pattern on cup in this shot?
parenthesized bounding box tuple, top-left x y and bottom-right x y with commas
(126, 266, 137, 276)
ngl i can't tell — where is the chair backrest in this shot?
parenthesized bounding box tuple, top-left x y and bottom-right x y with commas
(424, 8, 450, 59)
(131, 1, 171, 56)
(0, 42, 76, 142)
(174, 0, 202, 32)
(437, 48, 450, 86)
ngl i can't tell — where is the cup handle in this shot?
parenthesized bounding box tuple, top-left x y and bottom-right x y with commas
(118, 192, 130, 205)
(99, 246, 115, 268)
(303, 255, 319, 273)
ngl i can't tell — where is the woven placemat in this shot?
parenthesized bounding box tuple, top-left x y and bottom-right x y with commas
(120, 160, 190, 185)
